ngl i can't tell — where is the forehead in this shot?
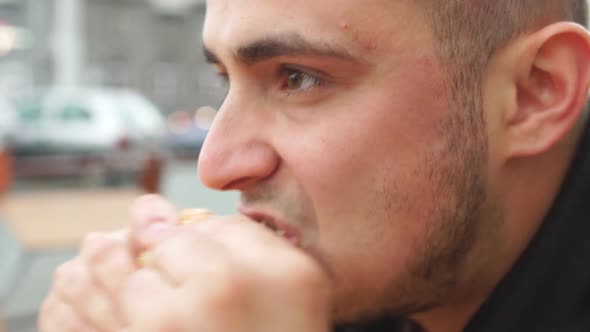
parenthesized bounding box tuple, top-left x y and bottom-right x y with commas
(203, 0, 432, 61)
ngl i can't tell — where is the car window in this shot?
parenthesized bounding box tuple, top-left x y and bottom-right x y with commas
(17, 99, 42, 123)
(57, 104, 93, 122)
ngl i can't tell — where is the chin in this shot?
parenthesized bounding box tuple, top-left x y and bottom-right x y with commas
(330, 275, 445, 326)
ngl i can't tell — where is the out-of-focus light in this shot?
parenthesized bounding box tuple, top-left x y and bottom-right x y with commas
(168, 110, 193, 134)
(0, 23, 31, 56)
(0, 24, 16, 56)
(194, 106, 216, 130)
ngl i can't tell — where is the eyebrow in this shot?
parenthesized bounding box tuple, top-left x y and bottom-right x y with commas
(203, 32, 359, 66)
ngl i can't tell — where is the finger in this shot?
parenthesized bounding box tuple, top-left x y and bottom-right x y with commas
(137, 213, 227, 251)
(191, 217, 332, 319)
(122, 269, 186, 332)
(129, 195, 179, 252)
(81, 232, 136, 295)
(80, 230, 128, 259)
(190, 217, 324, 282)
(38, 293, 99, 332)
(66, 289, 125, 332)
(142, 228, 230, 285)
(93, 245, 136, 294)
(53, 259, 91, 305)
(53, 258, 125, 331)
(134, 222, 177, 254)
(130, 194, 178, 227)
(193, 216, 290, 258)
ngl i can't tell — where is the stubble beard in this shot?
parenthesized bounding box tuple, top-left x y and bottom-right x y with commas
(377, 94, 497, 320)
(239, 90, 498, 326)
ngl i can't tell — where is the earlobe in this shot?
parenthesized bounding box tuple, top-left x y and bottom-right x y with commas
(506, 23, 590, 158)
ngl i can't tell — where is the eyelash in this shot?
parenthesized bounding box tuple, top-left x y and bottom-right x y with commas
(215, 66, 327, 97)
(278, 67, 325, 95)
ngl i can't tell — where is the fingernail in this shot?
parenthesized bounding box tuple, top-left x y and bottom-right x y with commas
(141, 222, 174, 244)
(146, 222, 173, 234)
(148, 213, 171, 223)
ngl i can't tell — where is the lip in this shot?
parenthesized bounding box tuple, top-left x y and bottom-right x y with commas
(238, 206, 301, 247)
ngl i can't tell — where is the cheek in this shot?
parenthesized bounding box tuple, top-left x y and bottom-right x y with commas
(277, 57, 453, 299)
(293, 56, 450, 225)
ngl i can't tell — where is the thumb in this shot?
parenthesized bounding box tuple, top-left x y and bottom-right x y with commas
(128, 194, 179, 253)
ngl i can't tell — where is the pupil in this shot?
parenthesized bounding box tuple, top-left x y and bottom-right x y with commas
(288, 72, 302, 89)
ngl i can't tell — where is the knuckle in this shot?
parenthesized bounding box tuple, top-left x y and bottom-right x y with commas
(39, 294, 102, 332)
(98, 249, 132, 276)
(81, 232, 111, 261)
(57, 306, 84, 332)
(81, 231, 126, 265)
(86, 293, 121, 330)
(43, 301, 83, 332)
(53, 260, 76, 285)
(53, 260, 90, 300)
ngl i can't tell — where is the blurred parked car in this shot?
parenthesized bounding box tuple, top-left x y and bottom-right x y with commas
(10, 87, 167, 182)
(166, 106, 216, 157)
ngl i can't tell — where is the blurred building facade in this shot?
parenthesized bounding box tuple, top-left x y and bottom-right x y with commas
(0, 0, 225, 115)
(0, 0, 585, 114)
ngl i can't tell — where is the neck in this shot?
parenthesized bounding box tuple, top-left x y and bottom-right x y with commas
(407, 120, 586, 332)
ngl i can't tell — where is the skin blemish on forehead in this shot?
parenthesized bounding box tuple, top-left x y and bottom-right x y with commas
(337, 24, 379, 55)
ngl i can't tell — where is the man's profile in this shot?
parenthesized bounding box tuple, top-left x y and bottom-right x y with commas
(38, 1, 590, 332)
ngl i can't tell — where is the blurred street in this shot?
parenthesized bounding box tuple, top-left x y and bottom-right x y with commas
(0, 0, 234, 330)
(0, 158, 238, 332)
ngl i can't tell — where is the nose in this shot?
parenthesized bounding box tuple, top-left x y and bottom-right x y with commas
(198, 98, 279, 191)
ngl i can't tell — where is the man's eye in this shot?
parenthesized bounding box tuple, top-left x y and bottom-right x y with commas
(283, 69, 322, 92)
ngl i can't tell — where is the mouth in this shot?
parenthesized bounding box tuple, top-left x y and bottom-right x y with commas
(238, 207, 301, 247)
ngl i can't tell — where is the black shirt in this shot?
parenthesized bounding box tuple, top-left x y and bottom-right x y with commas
(465, 123, 590, 331)
(336, 122, 590, 332)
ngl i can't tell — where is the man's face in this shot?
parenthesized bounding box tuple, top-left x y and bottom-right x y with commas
(199, 0, 490, 322)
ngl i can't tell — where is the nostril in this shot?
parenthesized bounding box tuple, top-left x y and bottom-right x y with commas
(221, 177, 259, 191)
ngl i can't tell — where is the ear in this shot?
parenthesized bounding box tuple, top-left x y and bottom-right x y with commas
(505, 23, 590, 158)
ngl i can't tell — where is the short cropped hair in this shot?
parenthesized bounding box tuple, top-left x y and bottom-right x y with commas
(419, 1, 588, 112)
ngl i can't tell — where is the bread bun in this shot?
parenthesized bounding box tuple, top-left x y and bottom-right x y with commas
(137, 208, 214, 267)
(178, 208, 214, 225)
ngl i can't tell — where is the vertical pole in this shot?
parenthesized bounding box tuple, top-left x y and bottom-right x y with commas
(53, 0, 84, 88)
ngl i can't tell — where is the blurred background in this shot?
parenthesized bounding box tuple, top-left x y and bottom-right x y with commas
(1, 1, 590, 331)
(0, 1, 238, 331)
